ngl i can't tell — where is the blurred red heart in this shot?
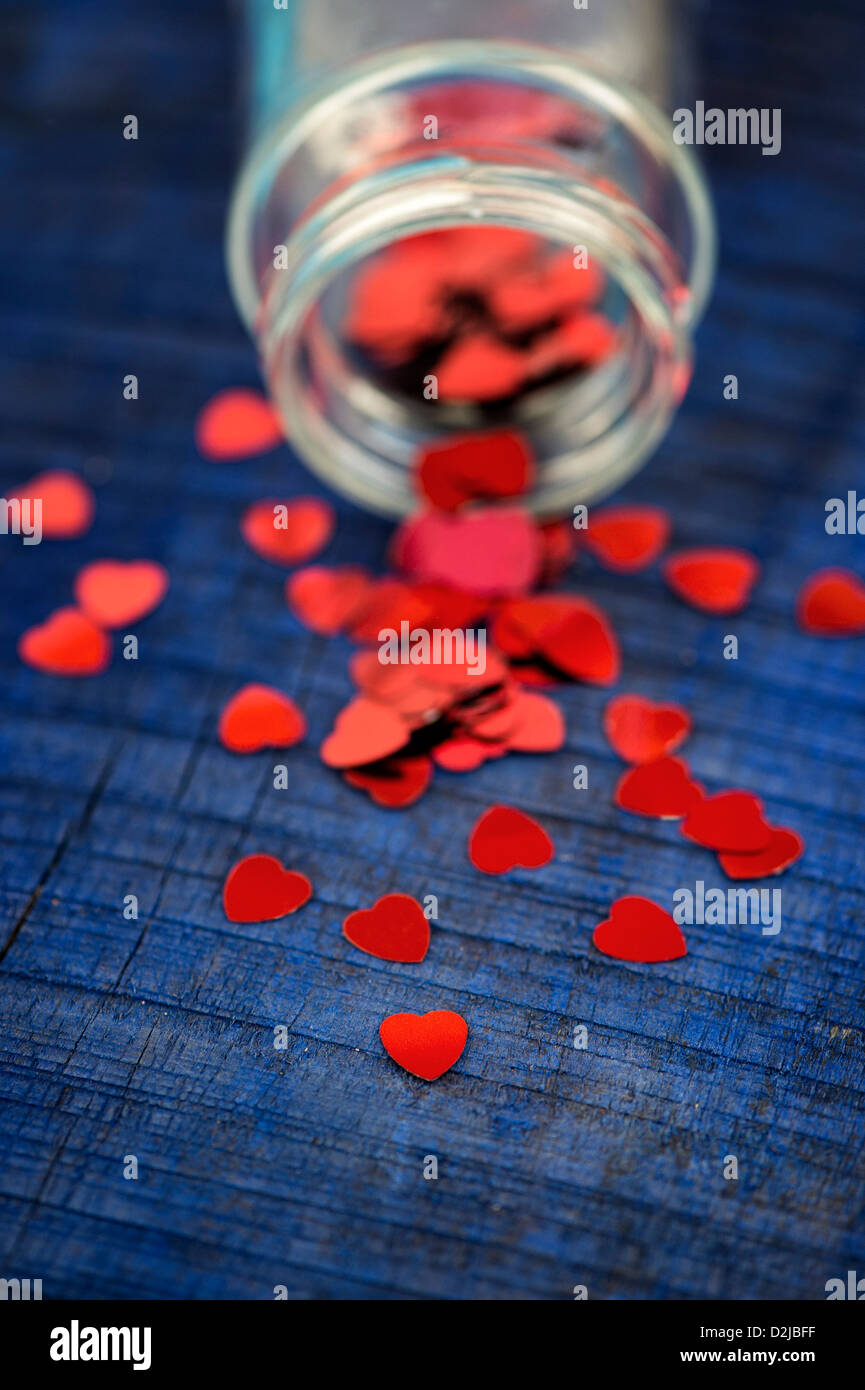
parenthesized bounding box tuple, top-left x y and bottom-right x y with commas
(241, 497, 334, 566)
(196, 387, 283, 460)
(320, 698, 409, 768)
(343, 893, 431, 962)
(681, 790, 772, 852)
(539, 601, 620, 685)
(12, 469, 95, 538)
(223, 854, 312, 922)
(615, 756, 703, 819)
(469, 804, 554, 874)
(75, 560, 168, 628)
(593, 896, 687, 963)
(663, 547, 760, 614)
(417, 429, 534, 510)
(219, 684, 306, 753)
(718, 826, 804, 879)
(344, 755, 432, 807)
(604, 693, 691, 763)
(379, 1010, 468, 1080)
(585, 505, 671, 573)
(286, 565, 375, 635)
(796, 568, 865, 636)
(19, 607, 110, 676)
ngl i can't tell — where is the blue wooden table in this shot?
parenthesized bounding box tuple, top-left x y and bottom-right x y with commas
(0, 0, 863, 1300)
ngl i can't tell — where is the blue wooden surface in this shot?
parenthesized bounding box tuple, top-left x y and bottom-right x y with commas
(1, 0, 864, 1300)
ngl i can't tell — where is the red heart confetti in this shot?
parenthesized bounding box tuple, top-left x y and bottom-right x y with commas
(538, 601, 620, 685)
(663, 547, 760, 614)
(12, 469, 95, 539)
(320, 697, 410, 769)
(615, 756, 704, 819)
(681, 790, 772, 853)
(417, 429, 534, 511)
(718, 825, 804, 880)
(593, 896, 687, 963)
(241, 497, 335, 567)
(74, 560, 169, 628)
(218, 684, 306, 753)
(343, 893, 431, 962)
(394, 505, 542, 597)
(469, 803, 554, 874)
(585, 505, 671, 573)
(488, 249, 604, 334)
(796, 568, 865, 636)
(434, 333, 529, 403)
(195, 388, 283, 460)
(286, 565, 376, 635)
(379, 1010, 468, 1080)
(223, 854, 312, 923)
(604, 693, 691, 764)
(19, 607, 111, 676)
(344, 755, 433, 807)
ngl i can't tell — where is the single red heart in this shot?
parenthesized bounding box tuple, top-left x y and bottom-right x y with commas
(718, 825, 804, 880)
(222, 854, 312, 922)
(585, 505, 671, 573)
(285, 565, 375, 635)
(469, 804, 554, 874)
(470, 689, 566, 752)
(488, 249, 604, 334)
(18, 607, 111, 676)
(343, 893, 431, 962)
(11, 469, 95, 539)
(538, 601, 620, 685)
(796, 568, 865, 636)
(434, 333, 529, 403)
(663, 547, 760, 614)
(394, 506, 542, 598)
(379, 1010, 468, 1080)
(241, 497, 334, 567)
(615, 756, 703, 819)
(195, 387, 283, 460)
(218, 684, 306, 753)
(344, 755, 432, 807)
(416, 429, 534, 511)
(604, 693, 691, 764)
(74, 559, 169, 628)
(320, 697, 409, 769)
(593, 896, 687, 963)
(681, 790, 772, 852)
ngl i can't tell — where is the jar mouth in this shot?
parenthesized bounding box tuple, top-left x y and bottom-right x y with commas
(227, 40, 716, 518)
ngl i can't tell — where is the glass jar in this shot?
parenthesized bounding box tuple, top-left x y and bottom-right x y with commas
(227, 0, 716, 517)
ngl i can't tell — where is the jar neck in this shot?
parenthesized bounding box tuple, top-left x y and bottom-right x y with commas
(228, 41, 716, 517)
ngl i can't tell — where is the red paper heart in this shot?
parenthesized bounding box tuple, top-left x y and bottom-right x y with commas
(469, 804, 554, 874)
(74, 560, 169, 628)
(585, 505, 671, 573)
(681, 790, 772, 852)
(223, 854, 312, 923)
(241, 497, 334, 566)
(538, 602, 620, 685)
(615, 756, 703, 819)
(320, 698, 409, 769)
(343, 893, 431, 962)
(593, 896, 687, 963)
(379, 1010, 468, 1080)
(434, 333, 529, 403)
(286, 565, 376, 635)
(195, 388, 283, 460)
(470, 689, 566, 752)
(604, 693, 691, 763)
(218, 684, 306, 753)
(394, 506, 542, 597)
(416, 429, 534, 511)
(718, 826, 804, 879)
(12, 469, 95, 538)
(18, 607, 111, 676)
(796, 568, 865, 636)
(344, 755, 432, 807)
(663, 547, 760, 614)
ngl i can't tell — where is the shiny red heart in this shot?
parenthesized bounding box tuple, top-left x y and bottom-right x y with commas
(241, 497, 334, 567)
(718, 826, 804, 879)
(416, 429, 534, 510)
(394, 505, 542, 597)
(538, 601, 620, 685)
(343, 893, 431, 962)
(681, 790, 772, 852)
(796, 568, 865, 636)
(222, 854, 312, 923)
(195, 387, 283, 460)
(663, 547, 760, 614)
(585, 505, 671, 573)
(469, 804, 554, 874)
(614, 756, 703, 819)
(74, 559, 169, 628)
(434, 333, 529, 403)
(18, 607, 111, 676)
(320, 698, 409, 769)
(286, 565, 376, 635)
(593, 896, 687, 963)
(12, 469, 95, 538)
(218, 684, 306, 753)
(379, 1010, 468, 1080)
(344, 755, 432, 807)
(604, 693, 691, 764)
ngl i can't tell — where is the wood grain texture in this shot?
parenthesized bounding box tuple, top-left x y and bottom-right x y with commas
(0, 0, 863, 1300)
